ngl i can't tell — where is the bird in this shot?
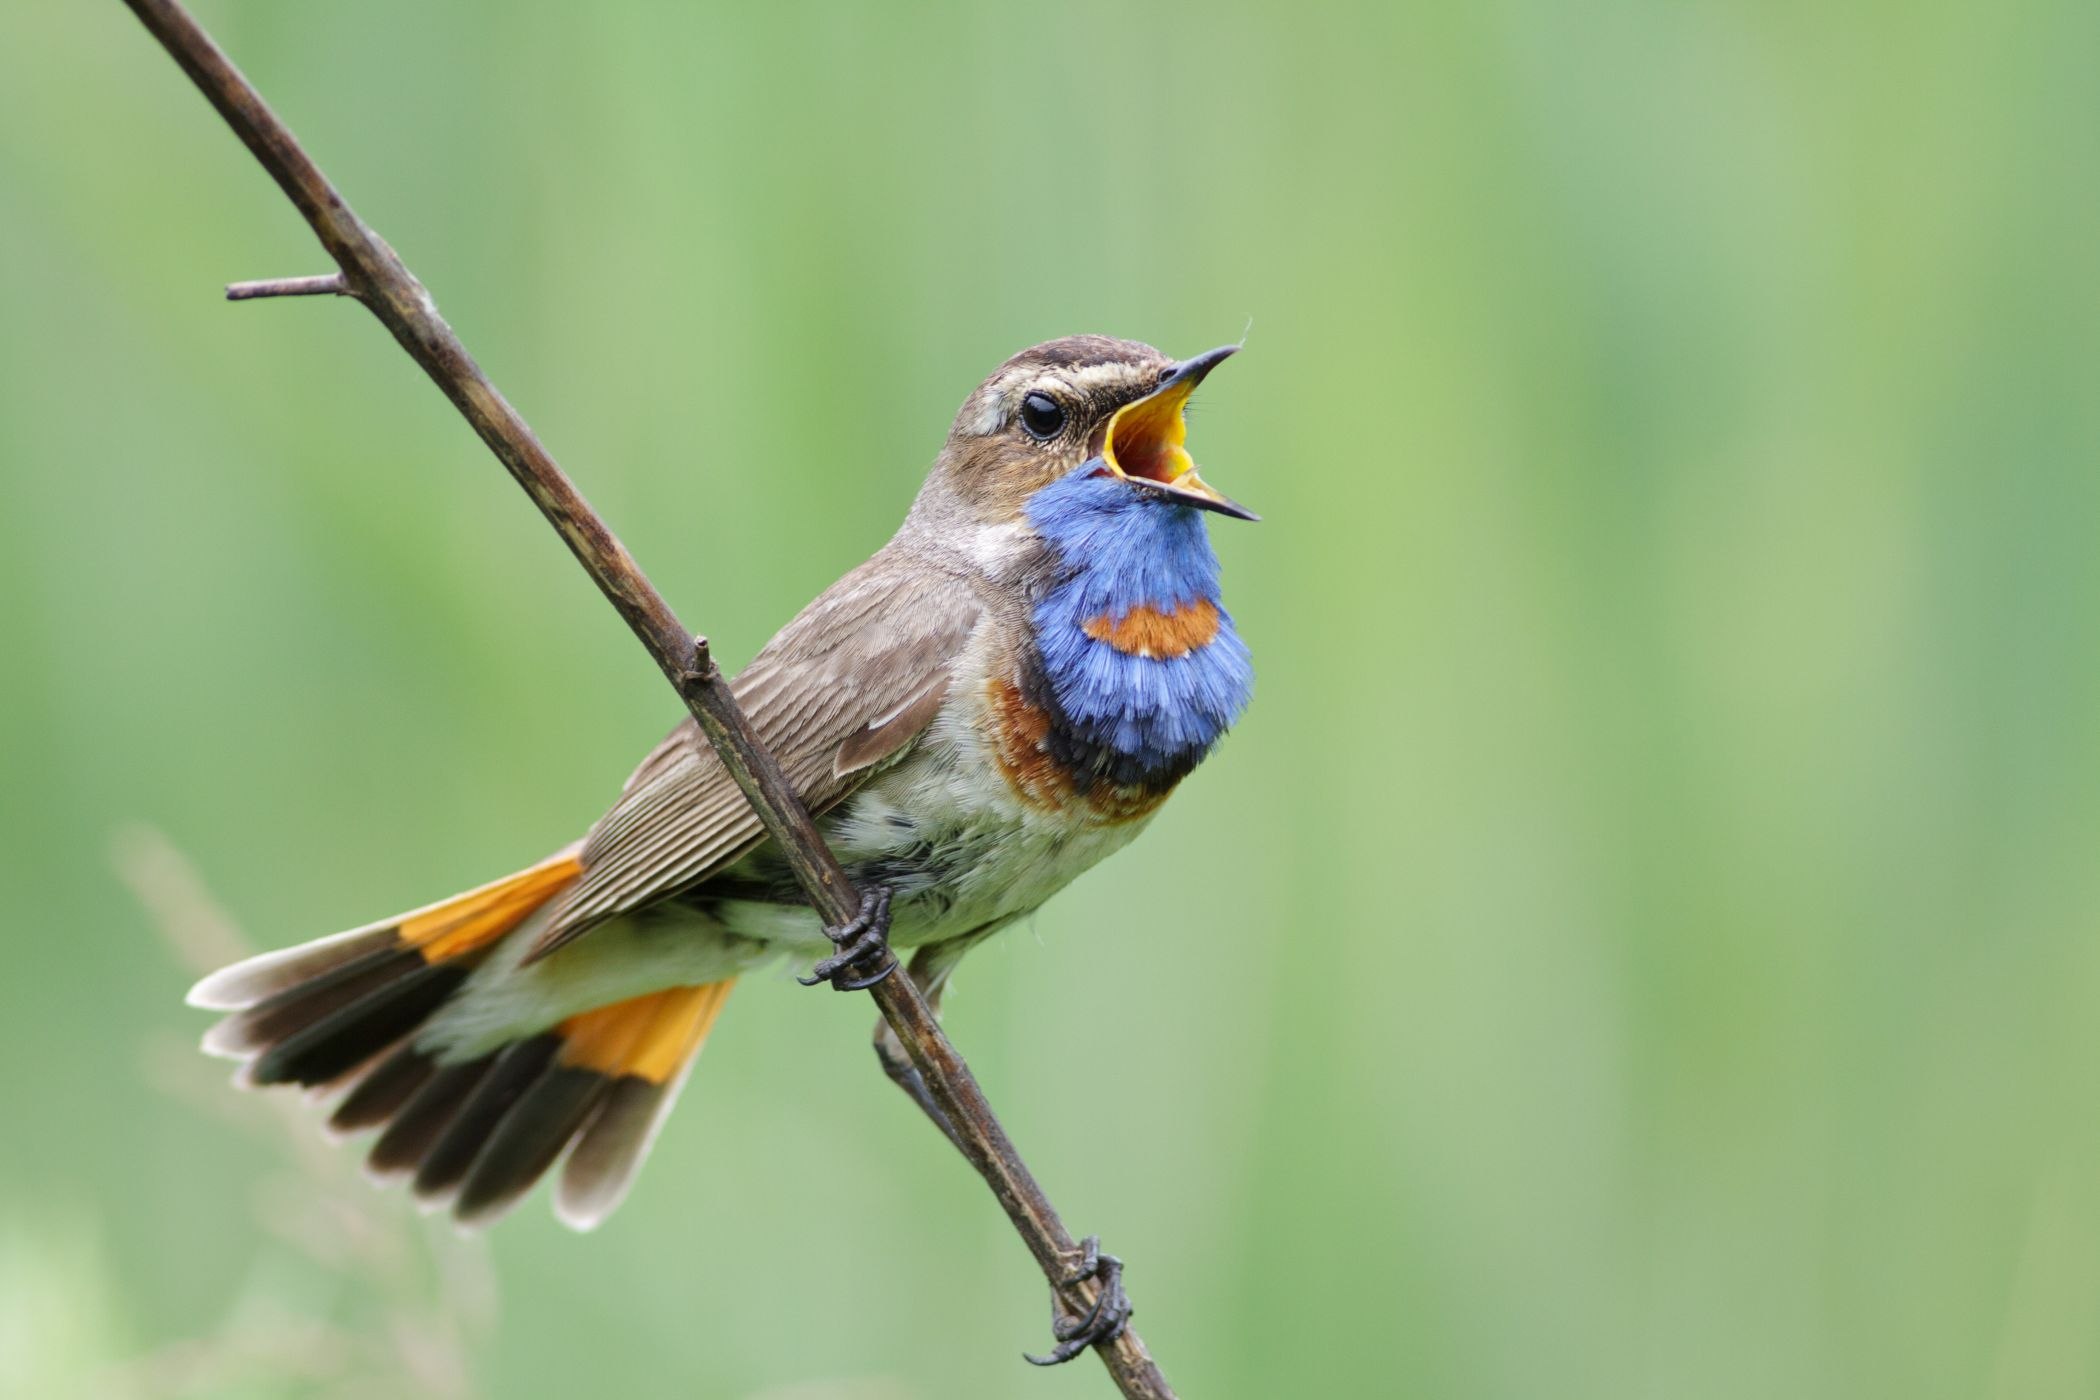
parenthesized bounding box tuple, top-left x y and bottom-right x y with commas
(187, 335, 1256, 1251)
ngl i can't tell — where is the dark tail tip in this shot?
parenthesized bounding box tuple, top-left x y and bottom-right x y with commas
(249, 958, 473, 1088)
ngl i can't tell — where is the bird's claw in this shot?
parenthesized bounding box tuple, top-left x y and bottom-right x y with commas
(1024, 1235, 1130, 1366)
(797, 887, 896, 991)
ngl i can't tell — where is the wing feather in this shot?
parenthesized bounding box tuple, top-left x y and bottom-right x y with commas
(526, 550, 980, 958)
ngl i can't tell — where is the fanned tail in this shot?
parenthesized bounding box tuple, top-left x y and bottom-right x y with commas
(187, 849, 736, 1229)
(191, 849, 585, 1086)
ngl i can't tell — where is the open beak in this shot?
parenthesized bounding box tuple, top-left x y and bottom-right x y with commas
(1097, 344, 1258, 521)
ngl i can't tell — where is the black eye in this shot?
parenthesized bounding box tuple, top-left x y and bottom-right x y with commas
(1019, 392, 1065, 440)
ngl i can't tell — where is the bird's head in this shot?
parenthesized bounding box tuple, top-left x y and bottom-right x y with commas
(922, 336, 1255, 529)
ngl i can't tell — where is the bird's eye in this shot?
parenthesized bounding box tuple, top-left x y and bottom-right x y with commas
(1019, 392, 1065, 440)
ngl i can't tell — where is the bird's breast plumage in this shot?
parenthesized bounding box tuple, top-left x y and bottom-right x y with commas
(986, 469, 1254, 820)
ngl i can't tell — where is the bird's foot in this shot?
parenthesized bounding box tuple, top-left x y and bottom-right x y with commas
(1024, 1236, 1130, 1367)
(797, 887, 896, 991)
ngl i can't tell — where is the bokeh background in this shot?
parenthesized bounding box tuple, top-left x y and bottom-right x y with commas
(4, 2, 2099, 1396)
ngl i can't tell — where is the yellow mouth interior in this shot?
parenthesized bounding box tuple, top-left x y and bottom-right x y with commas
(1102, 381, 1197, 484)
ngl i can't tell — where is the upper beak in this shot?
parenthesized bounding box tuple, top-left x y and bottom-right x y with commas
(1098, 344, 1258, 521)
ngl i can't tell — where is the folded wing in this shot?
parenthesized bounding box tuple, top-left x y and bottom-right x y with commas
(526, 549, 982, 959)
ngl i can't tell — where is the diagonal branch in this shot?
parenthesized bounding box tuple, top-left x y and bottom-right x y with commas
(118, 2, 1175, 1395)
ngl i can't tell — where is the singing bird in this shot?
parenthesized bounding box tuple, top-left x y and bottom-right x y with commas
(190, 336, 1255, 1245)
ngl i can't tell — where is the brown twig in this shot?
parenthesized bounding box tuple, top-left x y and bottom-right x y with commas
(118, 1, 1175, 1394)
(225, 272, 351, 301)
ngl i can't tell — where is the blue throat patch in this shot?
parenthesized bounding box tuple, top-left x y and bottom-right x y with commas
(1023, 466, 1253, 790)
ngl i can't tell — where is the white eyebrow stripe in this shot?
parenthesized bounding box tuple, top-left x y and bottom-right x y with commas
(1060, 362, 1150, 393)
(963, 362, 1153, 437)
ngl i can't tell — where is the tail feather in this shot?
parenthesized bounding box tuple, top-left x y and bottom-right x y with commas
(456, 1063, 607, 1226)
(188, 849, 738, 1230)
(554, 980, 735, 1231)
(369, 1054, 499, 1180)
(203, 946, 421, 1060)
(187, 923, 400, 1013)
(411, 1035, 562, 1205)
(250, 959, 473, 1088)
(328, 1045, 439, 1135)
(557, 1076, 683, 1232)
(188, 847, 583, 1015)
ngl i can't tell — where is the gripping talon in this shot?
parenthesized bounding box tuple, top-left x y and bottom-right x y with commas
(797, 888, 895, 991)
(1024, 1235, 1130, 1366)
(830, 955, 897, 991)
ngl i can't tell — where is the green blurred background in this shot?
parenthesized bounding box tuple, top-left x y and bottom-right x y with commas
(4, 1, 2099, 1396)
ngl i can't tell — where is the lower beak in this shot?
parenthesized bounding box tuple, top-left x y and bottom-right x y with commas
(1099, 345, 1258, 521)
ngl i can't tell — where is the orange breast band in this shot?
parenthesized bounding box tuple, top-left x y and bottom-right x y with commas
(1081, 598, 1221, 659)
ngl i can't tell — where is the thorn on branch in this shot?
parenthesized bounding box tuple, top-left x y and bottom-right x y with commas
(226, 273, 353, 302)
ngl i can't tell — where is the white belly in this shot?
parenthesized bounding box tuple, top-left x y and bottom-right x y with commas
(710, 699, 1153, 955)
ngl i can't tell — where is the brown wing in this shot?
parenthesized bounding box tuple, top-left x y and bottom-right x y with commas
(526, 548, 982, 958)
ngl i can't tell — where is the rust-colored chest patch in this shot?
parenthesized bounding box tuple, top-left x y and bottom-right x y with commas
(987, 678, 1062, 807)
(986, 678, 1170, 824)
(1080, 597, 1221, 659)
